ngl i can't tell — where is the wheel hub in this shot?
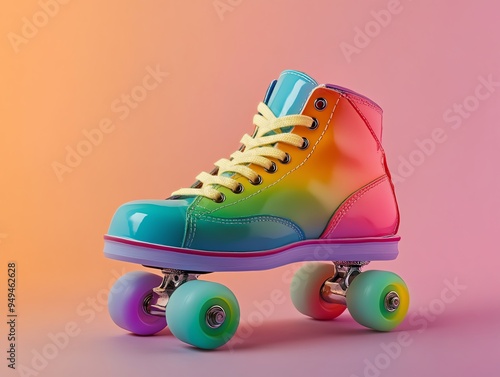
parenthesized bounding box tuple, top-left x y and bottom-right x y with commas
(205, 305, 226, 328)
(384, 291, 400, 312)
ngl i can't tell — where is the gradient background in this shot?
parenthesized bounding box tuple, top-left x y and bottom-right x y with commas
(1, 0, 499, 376)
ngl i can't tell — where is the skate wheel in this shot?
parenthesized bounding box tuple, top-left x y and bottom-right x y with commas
(166, 280, 240, 349)
(346, 270, 409, 331)
(290, 263, 346, 320)
(108, 271, 167, 335)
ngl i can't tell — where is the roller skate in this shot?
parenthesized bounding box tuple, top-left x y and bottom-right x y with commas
(104, 70, 409, 349)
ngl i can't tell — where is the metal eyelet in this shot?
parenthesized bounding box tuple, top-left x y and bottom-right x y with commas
(232, 183, 244, 194)
(280, 153, 291, 164)
(213, 193, 226, 203)
(250, 175, 263, 185)
(314, 98, 327, 111)
(265, 161, 277, 174)
(299, 137, 309, 150)
(310, 118, 319, 130)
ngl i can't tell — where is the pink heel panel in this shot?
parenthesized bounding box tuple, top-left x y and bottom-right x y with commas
(321, 176, 399, 239)
(344, 93, 384, 146)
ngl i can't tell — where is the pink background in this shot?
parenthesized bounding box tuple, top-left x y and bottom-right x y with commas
(1, 0, 499, 376)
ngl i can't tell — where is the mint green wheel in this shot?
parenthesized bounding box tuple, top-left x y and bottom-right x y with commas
(346, 270, 409, 331)
(290, 263, 346, 320)
(166, 280, 240, 349)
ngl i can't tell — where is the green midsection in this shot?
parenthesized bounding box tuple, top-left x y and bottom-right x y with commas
(186, 177, 337, 251)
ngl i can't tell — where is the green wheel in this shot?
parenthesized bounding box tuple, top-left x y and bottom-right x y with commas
(166, 280, 240, 349)
(346, 270, 409, 331)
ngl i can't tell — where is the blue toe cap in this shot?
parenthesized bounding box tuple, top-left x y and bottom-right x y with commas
(107, 198, 193, 247)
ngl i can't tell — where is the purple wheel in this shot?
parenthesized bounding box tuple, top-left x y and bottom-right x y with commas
(108, 271, 166, 335)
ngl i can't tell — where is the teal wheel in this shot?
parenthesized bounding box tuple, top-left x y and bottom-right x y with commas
(346, 270, 409, 331)
(166, 280, 240, 349)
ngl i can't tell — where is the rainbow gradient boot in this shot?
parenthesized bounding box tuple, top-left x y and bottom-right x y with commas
(104, 70, 409, 349)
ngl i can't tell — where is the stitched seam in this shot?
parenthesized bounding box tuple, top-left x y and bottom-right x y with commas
(281, 71, 317, 85)
(346, 96, 383, 151)
(203, 95, 341, 216)
(185, 211, 195, 247)
(193, 215, 305, 241)
(392, 196, 400, 234)
(195, 205, 210, 211)
(186, 214, 197, 248)
(324, 175, 386, 237)
(184, 195, 204, 247)
(324, 175, 387, 238)
(345, 93, 382, 114)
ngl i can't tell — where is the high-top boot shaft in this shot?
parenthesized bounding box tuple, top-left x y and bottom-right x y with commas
(106, 70, 400, 252)
(184, 83, 399, 250)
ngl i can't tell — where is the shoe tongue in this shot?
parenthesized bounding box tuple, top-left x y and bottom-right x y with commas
(264, 70, 318, 116)
(220, 70, 317, 180)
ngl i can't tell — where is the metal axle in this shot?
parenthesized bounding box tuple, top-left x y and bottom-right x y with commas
(320, 263, 363, 305)
(144, 269, 199, 317)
